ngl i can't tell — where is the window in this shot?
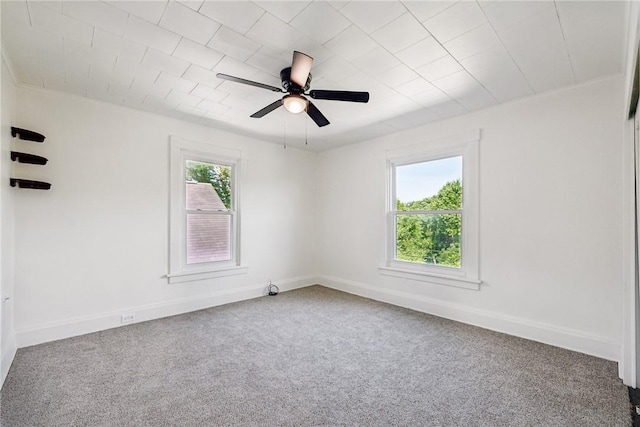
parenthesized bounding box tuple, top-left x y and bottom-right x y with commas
(168, 137, 246, 284)
(381, 131, 480, 290)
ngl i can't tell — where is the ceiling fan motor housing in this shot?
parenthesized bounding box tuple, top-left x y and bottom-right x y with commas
(280, 67, 312, 93)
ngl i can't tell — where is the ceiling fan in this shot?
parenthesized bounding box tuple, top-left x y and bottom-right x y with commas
(216, 51, 369, 127)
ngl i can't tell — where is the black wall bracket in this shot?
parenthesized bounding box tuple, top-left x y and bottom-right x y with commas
(11, 127, 45, 142)
(9, 178, 51, 190)
(11, 151, 48, 165)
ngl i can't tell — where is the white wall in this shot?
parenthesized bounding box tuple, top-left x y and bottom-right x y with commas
(1, 55, 17, 385)
(12, 86, 318, 346)
(317, 75, 625, 362)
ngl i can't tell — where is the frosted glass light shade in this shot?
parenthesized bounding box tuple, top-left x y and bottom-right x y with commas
(283, 94, 307, 114)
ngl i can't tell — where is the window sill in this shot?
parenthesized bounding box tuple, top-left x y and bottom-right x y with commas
(167, 265, 248, 284)
(378, 266, 481, 290)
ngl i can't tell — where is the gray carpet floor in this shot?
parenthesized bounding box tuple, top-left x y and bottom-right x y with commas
(0, 285, 631, 426)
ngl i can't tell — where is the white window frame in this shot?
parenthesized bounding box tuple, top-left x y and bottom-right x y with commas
(168, 136, 247, 284)
(379, 131, 481, 290)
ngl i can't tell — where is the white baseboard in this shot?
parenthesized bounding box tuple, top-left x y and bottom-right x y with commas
(16, 275, 318, 348)
(1, 335, 17, 389)
(318, 275, 621, 362)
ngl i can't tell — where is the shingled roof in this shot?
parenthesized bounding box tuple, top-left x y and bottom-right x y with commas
(185, 182, 230, 264)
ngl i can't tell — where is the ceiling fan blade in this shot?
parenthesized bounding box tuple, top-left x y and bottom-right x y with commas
(309, 90, 370, 103)
(217, 73, 284, 93)
(306, 101, 330, 127)
(250, 99, 284, 118)
(290, 51, 313, 88)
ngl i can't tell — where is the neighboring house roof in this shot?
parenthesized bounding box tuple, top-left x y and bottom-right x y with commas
(185, 182, 230, 264)
(186, 181, 226, 211)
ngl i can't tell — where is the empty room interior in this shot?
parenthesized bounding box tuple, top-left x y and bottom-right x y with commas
(2, 0, 640, 425)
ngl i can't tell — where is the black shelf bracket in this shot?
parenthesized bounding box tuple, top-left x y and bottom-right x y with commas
(11, 151, 48, 165)
(11, 127, 45, 142)
(10, 178, 51, 190)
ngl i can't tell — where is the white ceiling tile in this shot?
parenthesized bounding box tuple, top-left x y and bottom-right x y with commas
(396, 37, 447, 69)
(172, 39, 224, 70)
(199, 99, 230, 115)
(62, 1, 128, 36)
(183, 64, 222, 87)
(199, 1, 265, 35)
(446, 83, 497, 112)
(424, 1, 487, 43)
(106, 1, 169, 25)
(2, 1, 31, 38)
(460, 45, 532, 102)
(86, 80, 109, 99)
(30, 0, 63, 13)
(352, 47, 401, 76)
(112, 57, 149, 87)
(142, 48, 191, 76)
(159, 1, 220, 45)
(324, 25, 377, 60)
(29, 3, 94, 45)
(191, 84, 228, 102)
(65, 39, 118, 73)
(92, 29, 148, 63)
(212, 56, 260, 80)
(292, 39, 335, 66)
(165, 89, 203, 107)
(176, 104, 207, 117)
(246, 13, 305, 52)
(555, 1, 625, 82)
(376, 63, 419, 88)
(217, 80, 259, 98)
(415, 90, 466, 117)
(245, 46, 291, 77)
(125, 15, 181, 55)
(131, 78, 172, 99)
(444, 23, 500, 61)
(402, 1, 459, 22)
(177, 0, 204, 12)
(431, 69, 476, 92)
(371, 13, 429, 54)
(383, 107, 440, 130)
(121, 89, 149, 107)
(480, 1, 555, 34)
(415, 55, 462, 81)
(339, 1, 406, 34)
(290, 2, 351, 45)
(496, 11, 574, 93)
(207, 26, 261, 62)
(156, 71, 198, 93)
(253, 1, 310, 23)
(395, 77, 437, 97)
(65, 56, 90, 82)
(312, 55, 358, 83)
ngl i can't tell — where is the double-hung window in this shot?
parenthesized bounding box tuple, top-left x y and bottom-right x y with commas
(381, 132, 480, 290)
(168, 136, 246, 283)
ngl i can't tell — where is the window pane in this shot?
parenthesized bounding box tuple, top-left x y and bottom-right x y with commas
(185, 160, 231, 210)
(186, 214, 231, 264)
(396, 157, 462, 210)
(395, 214, 461, 268)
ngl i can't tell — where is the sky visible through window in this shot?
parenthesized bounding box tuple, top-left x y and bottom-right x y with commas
(396, 156, 462, 204)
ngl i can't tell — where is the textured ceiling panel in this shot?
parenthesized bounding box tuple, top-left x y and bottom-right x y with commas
(1, 0, 628, 151)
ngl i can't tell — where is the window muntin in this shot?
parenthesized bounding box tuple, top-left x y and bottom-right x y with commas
(393, 156, 463, 269)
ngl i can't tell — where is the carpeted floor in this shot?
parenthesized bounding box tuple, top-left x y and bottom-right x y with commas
(0, 285, 631, 426)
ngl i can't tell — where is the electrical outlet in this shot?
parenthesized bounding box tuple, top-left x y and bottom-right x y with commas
(121, 313, 135, 323)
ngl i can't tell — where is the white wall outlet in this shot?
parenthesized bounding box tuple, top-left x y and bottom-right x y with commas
(121, 313, 135, 323)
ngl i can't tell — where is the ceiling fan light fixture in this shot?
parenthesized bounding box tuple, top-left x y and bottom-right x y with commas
(283, 94, 308, 114)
